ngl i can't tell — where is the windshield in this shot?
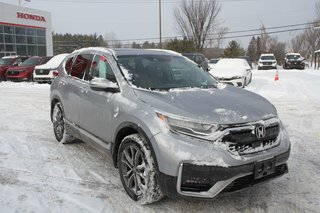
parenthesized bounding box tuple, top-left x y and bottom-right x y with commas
(287, 54, 301, 59)
(117, 54, 218, 90)
(21, 57, 41, 66)
(261, 56, 275, 60)
(0, 58, 15, 66)
(209, 59, 219, 64)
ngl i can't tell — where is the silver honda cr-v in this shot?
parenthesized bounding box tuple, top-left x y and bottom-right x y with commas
(50, 47, 290, 204)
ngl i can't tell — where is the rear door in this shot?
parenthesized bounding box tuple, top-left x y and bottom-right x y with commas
(58, 54, 93, 125)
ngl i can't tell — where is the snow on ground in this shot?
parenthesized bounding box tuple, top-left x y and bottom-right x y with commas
(0, 69, 320, 212)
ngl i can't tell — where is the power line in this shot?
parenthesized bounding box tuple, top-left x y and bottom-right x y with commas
(30, 0, 257, 4)
(53, 23, 314, 46)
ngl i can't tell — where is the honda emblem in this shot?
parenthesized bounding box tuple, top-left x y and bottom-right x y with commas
(255, 125, 266, 139)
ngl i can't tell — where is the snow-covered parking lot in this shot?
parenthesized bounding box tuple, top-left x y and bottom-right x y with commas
(0, 69, 320, 212)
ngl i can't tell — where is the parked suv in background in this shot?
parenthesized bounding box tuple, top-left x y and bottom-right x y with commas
(182, 52, 210, 71)
(282, 53, 305, 70)
(33, 53, 69, 83)
(50, 47, 290, 204)
(6, 56, 52, 81)
(258, 53, 277, 70)
(0, 55, 29, 80)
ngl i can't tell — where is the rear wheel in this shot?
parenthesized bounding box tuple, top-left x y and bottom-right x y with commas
(52, 102, 75, 143)
(118, 134, 163, 204)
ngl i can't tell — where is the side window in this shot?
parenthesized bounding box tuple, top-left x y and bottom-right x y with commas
(88, 54, 116, 82)
(65, 56, 74, 75)
(70, 54, 93, 80)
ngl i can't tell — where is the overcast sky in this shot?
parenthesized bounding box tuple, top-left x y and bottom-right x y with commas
(1, 0, 319, 48)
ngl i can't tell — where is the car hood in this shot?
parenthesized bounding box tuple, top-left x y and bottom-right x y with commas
(287, 58, 304, 62)
(209, 68, 244, 78)
(259, 60, 276, 63)
(35, 63, 57, 70)
(7, 66, 35, 71)
(0, 65, 9, 70)
(133, 86, 277, 124)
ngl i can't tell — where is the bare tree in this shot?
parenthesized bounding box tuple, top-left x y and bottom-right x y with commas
(174, 0, 221, 51)
(268, 37, 286, 62)
(290, 33, 307, 55)
(259, 24, 271, 53)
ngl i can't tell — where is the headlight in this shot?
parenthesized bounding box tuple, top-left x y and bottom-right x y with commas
(157, 112, 220, 137)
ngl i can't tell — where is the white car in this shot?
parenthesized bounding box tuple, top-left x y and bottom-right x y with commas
(209, 58, 252, 88)
(258, 53, 277, 70)
(208, 58, 220, 69)
(33, 53, 69, 83)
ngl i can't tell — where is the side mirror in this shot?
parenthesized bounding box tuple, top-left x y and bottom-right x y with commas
(89, 78, 119, 92)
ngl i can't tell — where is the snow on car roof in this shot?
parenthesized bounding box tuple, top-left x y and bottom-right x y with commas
(34, 53, 69, 69)
(209, 58, 247, 77)
(1, 55, 19, 59)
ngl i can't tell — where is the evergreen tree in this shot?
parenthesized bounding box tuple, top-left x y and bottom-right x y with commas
(247, 36, 257, 62)
(223, 40, 244, 58)
(256, 36, 262, 59)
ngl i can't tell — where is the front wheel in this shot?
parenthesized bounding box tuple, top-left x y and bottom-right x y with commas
(118, 134, 163, 204)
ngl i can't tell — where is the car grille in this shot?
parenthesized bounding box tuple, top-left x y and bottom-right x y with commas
(262, 62, 272, 65)
(7, 70, 20, 76)
(35, 69, 50, 75)
(220, 121, 280, 155)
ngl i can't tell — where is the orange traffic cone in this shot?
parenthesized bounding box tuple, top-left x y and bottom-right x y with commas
(274, 70, 279, 81)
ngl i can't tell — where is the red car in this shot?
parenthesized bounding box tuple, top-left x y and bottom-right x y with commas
(6, 56, 52, 81)
(0, 56, 29, 81)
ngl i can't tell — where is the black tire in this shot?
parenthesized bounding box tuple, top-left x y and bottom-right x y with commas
(51, 102, 75, 143)
(118, 134, 163, 204)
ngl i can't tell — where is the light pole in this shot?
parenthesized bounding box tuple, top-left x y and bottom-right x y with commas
(159, 0, 162, 49)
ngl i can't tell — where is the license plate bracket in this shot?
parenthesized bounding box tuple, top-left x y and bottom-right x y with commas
(254, 158, 276, 180)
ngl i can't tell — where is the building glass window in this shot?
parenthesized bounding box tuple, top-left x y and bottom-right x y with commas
(37, 29, 45, 37)
(26, 28, 36, 36)
(16, 35, 27, 44)
(17, 45, 27, 56)
(5, 44, 14, 52)
(37, 37, 46, 45)
(4, 26, 14, 34)
(5, 34, 14, 43)
(0, 24, 47, 56)
(27, 36, 36, 44)
(28, 45, 37, 56)
(38, 46, 46, 56)
(15, 27, 26, 35)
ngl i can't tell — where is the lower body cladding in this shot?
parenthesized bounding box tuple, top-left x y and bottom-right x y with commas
(151, 129, 290, 199)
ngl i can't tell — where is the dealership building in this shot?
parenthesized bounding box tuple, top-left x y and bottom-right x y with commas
(0, 2, 53, 57)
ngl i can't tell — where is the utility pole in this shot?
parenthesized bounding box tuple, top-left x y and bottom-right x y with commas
(159, 0, 162, 49)
(19, 0, 21, 6)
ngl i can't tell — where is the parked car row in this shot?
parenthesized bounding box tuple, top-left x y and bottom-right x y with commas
(257, 52, 305, 70)
(0, 54, 69, 83)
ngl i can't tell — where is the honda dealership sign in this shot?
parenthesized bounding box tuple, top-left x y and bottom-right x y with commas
(17, 12, 47, 22)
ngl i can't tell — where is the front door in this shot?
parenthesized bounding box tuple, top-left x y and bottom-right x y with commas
(79, 54, 119, 143)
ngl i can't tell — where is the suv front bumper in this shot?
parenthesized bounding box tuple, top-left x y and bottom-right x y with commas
(158, 148, 290, 198)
